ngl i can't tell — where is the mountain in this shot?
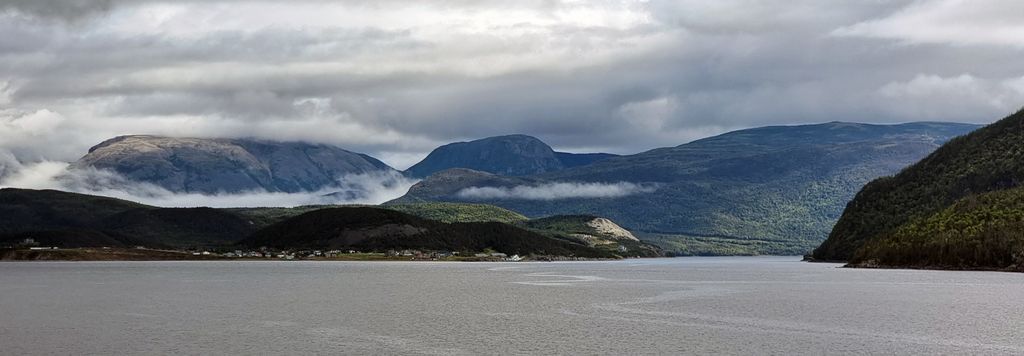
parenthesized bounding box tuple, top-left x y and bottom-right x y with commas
(392, 168, 534, 202)
(813, 109, 1024, 268)
(1, 188, 629, 259)
(0, 188, 256, 248)
(523, 215, 662, 257)
(392, 122, 981, 255)
(850, 187, 1024, 270)
(71, 135, 396, 194)
(384, 202, 529, 224)
(404, 134, 616, 177)
(235, 201, 656, 256)
(227, 201, 529, 231)
(525, 215, 640, 243)
(239, 207, 617, 258)
(554, 152, 619, 168)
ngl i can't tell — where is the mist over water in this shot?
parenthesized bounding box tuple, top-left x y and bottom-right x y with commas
(2, 257, 1022, 355)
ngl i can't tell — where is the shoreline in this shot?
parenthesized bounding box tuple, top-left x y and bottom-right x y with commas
(842, 261, 1024, 273)
(10, 250, 1016, 273)
(0, 248, 625, 262)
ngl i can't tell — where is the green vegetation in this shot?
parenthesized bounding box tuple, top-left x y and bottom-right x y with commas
(851, 187, 1024, 270)
(230, 202, 529, 229)
(227, 206, 328, 229)
(815, 109, 1024, 264)
(404, 134, 615, 178)
(641, 233, 816, 256)
(383, 202, 528, 224)
(0, 189, 620, 259)
(0, 188, 256, 248)
(394, 122, 979, 255)
(0, 248, 225, 261)
(522, 215, 663, 257)
(0, 188, 145, 227)
(524, 215, 604, 236)
(241, 207, 617, 258)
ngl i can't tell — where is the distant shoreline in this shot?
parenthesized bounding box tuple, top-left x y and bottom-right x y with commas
(0, 248, 623, 262)
(842, 261, 1023, 273)
(15, 250, 1012, 272)
(805, 255, 1022, 273)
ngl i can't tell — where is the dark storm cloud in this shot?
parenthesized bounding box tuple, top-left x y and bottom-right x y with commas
(0, 0, 1022, 169)
(0, 0, 114, 21)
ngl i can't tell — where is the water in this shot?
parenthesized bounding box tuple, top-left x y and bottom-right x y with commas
(1, 257, 1022, 355)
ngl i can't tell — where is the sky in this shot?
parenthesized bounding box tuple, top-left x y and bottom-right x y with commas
(1, 0, 1024, 170)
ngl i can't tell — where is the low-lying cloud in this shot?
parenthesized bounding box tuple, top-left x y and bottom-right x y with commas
(0, 154, 418, 208)
(455, 182, 659, 201)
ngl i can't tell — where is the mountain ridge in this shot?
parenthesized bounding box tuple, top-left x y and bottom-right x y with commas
(394, 121, 981, 255)
(0, 188, 648, 259)
(239, 207, 618, 258)
(404, 134, 617, 178)
(71, 135, 396, 194)
(813, 109, 1024, 266)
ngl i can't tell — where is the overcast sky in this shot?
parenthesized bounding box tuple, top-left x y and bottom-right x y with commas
(1, 0, 1023, 169)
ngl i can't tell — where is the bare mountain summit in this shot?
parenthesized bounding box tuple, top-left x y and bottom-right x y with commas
(71, 135, 396, 194)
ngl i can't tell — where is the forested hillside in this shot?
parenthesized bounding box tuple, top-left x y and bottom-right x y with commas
(395, 122, 979, 255)
(240, 207, 616, 258)
(814, 109, 1024, 263)
(850, 186, 1024, 270)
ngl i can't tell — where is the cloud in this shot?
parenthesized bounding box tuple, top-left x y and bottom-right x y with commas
(0, 0, 1022, 169)
(0, 160, 69, 190)
(0, 0, 115, 22)
(0, 109, 70, 160)
(875, 74, 1024, 120)
(833, 0, 1024, 47)
(0, 150, 26, 181)
(455, 182, 659, 200)
(0, 156, 419, 207)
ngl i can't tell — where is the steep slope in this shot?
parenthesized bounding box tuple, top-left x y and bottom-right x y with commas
(0, 188, 256, 248)
(393, 122, 980, 255)
(850, 187, 1024, 270)
(240, 207, 615, 258)
(405, 134, 616, 177)
(814, 109, 1024, 263)
(71, 135, 395, 193)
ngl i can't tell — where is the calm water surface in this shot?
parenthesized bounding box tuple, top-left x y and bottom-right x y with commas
(1, 257, 1022, 355)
